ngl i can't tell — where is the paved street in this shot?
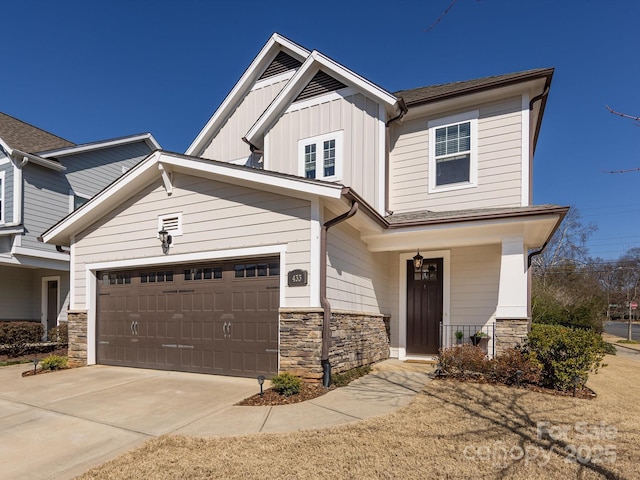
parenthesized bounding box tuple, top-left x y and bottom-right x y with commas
(604, 321, 640, 342)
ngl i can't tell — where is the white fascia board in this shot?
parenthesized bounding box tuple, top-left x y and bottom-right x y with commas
(362, 214, 561, 252)
(185, 33, 310, 156)
(41, 151, 163, 245)
(245, 50, 400, 148)
(40, 133, 161, 158)
(161, 153, 344, 200)
(10, 148, 66, 171)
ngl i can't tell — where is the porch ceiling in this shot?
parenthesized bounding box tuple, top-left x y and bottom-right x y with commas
(360, 213, 562, 252)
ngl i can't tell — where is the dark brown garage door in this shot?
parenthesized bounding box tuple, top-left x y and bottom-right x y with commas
(97, 259, 279, 378)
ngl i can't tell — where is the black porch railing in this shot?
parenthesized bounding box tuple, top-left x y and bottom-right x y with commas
(439, 322, 496, 357)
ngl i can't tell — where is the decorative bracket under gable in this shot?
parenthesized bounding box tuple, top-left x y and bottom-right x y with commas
(158, 162, 173, 196)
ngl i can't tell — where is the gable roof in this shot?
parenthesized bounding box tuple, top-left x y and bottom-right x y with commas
(41, 150, 345, 246)
(185, 33, 310, 157)
(0, 112, 74, 153)
(39, 133, 161, 159)
(393, 68, 553, 106)
(243, 50, 402, 149)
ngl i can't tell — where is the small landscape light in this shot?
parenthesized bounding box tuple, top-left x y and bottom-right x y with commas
(573, 375, 581, 397)
(32, 358, 39, 375)
(257, 375, 265, 397)
(515, 370, 523, 388)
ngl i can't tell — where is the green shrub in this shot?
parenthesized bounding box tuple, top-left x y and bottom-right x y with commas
(487, 348, 541, 386)
(40, 355, 68, 371)
(270, 372, 302, 396)
(437, 344, 489, 379)
(0, 321, 45, 357)
(0, 321, 44, 345)
(331, 365, 372, 387)
(527, 324, 607, 392)
(48, 323, 68, 345)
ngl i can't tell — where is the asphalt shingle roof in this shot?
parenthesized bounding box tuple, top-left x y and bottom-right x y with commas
(386, 204, 564, 225)
(393, 68, 553, 106)
(0, 112, 74, 154)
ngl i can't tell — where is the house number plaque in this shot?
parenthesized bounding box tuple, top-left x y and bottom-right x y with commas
(287, 269, 308, 287)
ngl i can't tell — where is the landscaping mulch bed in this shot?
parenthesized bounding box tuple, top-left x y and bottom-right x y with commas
(21, 366, 70, 377)
(237, 383, 335, 406)
(0, 347, 68, 365)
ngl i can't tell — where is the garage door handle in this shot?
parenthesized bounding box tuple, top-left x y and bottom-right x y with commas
(131, 321, 135, 335)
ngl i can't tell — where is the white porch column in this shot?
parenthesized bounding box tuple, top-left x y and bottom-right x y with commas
(496, 236, 528, 320)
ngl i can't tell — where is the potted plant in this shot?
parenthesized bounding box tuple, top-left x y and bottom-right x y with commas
(455, 331, 464, 345)
(470, 331, 490, 346)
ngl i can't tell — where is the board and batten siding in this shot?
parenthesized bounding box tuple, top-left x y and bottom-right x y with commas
(21, 165, 70, 252)
(61, 142, 151, 198)
(0, 157, 13, 224)
(72, 173, 312, 309)
(266, 92, 382, 208)
(202, 78, 291, 163)
(389, 96, 523, 213)
(326, 213, 393, 314)
(449, 244, 501, 326)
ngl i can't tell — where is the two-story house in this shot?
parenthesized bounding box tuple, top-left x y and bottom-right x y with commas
(42, 34, 567, 384)
(0, 112, 159, 335)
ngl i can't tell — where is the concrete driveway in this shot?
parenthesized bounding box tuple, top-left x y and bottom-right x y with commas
(0, 364, 258, 480)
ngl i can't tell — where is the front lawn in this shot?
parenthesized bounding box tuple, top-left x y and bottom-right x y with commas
(78, 354, 637, 479)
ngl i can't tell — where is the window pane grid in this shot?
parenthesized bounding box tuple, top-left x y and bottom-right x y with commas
(434, 121, 472, 186)
(305, 144, 316, 179)
(323, 139, 335, 177)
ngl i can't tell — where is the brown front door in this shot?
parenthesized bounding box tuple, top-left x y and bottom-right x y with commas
(96, 259, 279, 378)
(406, 258, 443, 355)
(46, 280, 58, 333)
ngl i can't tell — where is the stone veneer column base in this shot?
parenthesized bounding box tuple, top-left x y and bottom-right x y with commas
(279, 309, 390, 382)
(67, 310, 88, 367)
(495, 318, 530, 356)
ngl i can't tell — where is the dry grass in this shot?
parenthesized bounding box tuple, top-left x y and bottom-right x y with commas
(78, 354, 637, 480)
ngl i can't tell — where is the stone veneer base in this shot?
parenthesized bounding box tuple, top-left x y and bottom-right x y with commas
(495, 318, 530, 356)
(66, 310, 88, 368)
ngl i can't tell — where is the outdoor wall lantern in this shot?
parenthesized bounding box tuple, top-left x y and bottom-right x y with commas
(413, 250, 424, 271)
(158, 229, 172, 250)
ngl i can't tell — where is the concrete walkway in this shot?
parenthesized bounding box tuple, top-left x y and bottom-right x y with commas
(0, 360, 433, 480)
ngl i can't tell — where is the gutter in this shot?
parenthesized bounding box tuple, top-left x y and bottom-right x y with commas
(384, 98, 408, 214)
(320, 198, 358, 387)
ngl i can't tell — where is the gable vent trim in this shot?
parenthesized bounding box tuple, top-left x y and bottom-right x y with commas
(158, 212, 183, 237)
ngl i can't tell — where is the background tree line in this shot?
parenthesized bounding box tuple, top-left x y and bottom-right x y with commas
(531, 208, 640, 331)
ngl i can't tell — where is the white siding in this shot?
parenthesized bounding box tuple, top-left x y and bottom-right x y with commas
(326, 213, 393, 314)
(72, 174, 312, 309)
(202, 78, 290, 162)
(449, 244, 501, 326)
(389, 96, 523, 212)
(267, 92, 382, 208)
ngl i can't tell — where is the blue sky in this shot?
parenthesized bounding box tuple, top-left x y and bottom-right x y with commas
(1, 1, 639, 260)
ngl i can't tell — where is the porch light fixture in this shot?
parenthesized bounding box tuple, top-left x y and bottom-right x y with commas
(413, 250, 424, 271)
(158, 229, 172, 250)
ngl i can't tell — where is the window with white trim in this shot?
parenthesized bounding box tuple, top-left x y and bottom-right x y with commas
(298, 131, 342, 181)
(0, 171, 4, 223)
(69, 190, 90, 212)
(428, 111, 478, 192)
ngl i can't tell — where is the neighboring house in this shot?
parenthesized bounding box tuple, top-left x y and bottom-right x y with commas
(42, 34, 567, 383)
(0, 112, 160, 335)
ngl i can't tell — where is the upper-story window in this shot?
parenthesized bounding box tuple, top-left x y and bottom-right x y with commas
(298, 131, 342, 181)
(428, 111, 478, 193)
(0, 171, 4, 224)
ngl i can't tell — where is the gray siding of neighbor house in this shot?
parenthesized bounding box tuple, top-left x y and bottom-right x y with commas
(21, 165, 70, 252)
(1, 155, 13, 224)
(72, 174, 312, 310)
(60, 142, 152, 198)
(0, 265, 70, 322)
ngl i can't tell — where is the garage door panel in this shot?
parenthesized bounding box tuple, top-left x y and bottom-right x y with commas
(97, 259, 279, 377)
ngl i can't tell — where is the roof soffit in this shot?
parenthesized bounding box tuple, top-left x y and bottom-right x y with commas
(185, 33, 310, 157)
